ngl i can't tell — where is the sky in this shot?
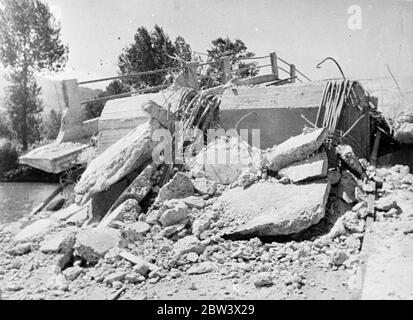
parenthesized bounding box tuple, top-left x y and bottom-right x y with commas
(38, 0, 413, 89)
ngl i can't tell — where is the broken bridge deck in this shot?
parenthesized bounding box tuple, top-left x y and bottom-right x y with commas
(19, 142, 91, 174)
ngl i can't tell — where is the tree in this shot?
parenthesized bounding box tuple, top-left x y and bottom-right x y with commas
(84, 26, 193, 118)
(41, 108, 62, 140)
(0, 0, 68, 150)
(6, 74, 42, 145)
(118, 25, 192, 89)
(85, 80, 130, 119)
(201, 37, 258, 88)
(174, 36, 192, 62)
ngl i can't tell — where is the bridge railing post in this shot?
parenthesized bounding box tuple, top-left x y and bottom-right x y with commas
(290, 64, 296, 83)
(270, 52, 279, 80)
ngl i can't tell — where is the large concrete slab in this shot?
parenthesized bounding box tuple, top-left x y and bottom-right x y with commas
(19, 142, 90, 174)
(75, 120, 157, 206)
(74, 227, 122, 263)
(220, 80, 371, 158)
(265, 128, 329, 172)
(279, 152, 328, 183)
(97, 87, 189, 153)
(14, 218, 60, 242)
(219, 81, 327, 149)
(221, 181, 330, 237)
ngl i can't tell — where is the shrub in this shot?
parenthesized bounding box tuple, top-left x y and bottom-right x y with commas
(0, 138, 19, 174)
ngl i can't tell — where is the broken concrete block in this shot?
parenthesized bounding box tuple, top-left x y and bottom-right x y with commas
(189, 137, 264, 185)
(39, 228, 77, 254)
(253, 272, 274, 288)
(354, 186, 367, 203)
(6, 243, 32, 256)
(74, 228, 122, 264)
(187, 262, 215, 275)
(193, 177, 217, 195)
(222, 182, 331, 237)
(107, 163, 157, 216)
(122, 221, 151, 242)
(63, 265, 84, 281)
(104, 272, 127, 284)
(125, 273, 145, 283)
(265, 128, 329, 172)
(331, 249, 349, 266)
(159, 202, 189, 227)
(186, 252, 199, 263)
(278, 152, 328, 183)
(383, 208, 400, 218)
(119, 251, 158, 276)
(375, 198, 398, 211)
(126, 221, 151, 234)
(98, 199, 141, 229)
(173, 236, 206, 256)
(159, 222, 188, 238)
(183, 196, 206, 209)
(335, 145, 365, 178)
(239, 170, 259, 188)
(325, 216, 347, 239)
(14, 218, 59, 242)
(48, 273, 69, 291)
(145, 209, 162, 224)
(192, 218, 211, 237)
(158, 172, 194, 202)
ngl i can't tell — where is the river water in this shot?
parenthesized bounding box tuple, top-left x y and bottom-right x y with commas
(0, 182, 58, 224)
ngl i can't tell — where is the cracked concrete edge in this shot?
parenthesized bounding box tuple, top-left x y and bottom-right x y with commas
(351, 216, 375, 300)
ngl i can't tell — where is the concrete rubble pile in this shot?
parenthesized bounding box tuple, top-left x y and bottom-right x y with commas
(3, 110, 410, 299)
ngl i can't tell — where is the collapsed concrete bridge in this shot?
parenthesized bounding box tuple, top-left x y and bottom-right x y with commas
(18, 52, 413, 177)
(6, 52, 413, 300)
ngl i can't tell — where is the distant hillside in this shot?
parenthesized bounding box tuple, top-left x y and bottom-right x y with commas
(0, 71, 101, 118)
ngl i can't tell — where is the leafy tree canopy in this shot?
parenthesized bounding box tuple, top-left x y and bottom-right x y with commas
(118, 25, 192, 89)
(0, 0, 68, 73)
(202, 37, 258, 88)
(0, 0, 68, 150)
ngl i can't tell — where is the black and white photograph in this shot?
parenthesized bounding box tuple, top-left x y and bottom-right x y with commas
(0, 0, 413, 304)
